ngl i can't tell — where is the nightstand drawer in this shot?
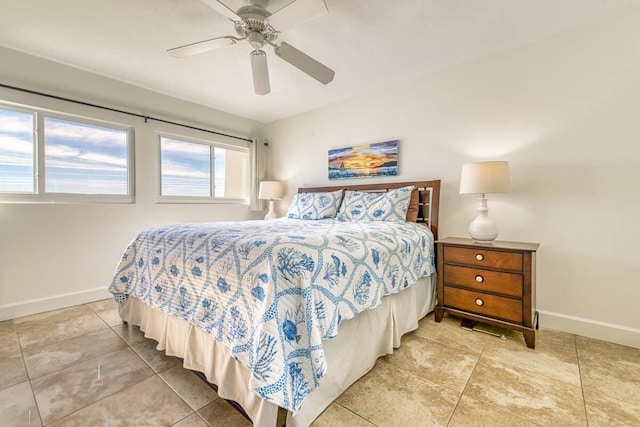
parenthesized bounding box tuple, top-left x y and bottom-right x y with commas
(443, 265, 523, 297)
(443, 286, 522, 324)
(444, 246, 523, 271)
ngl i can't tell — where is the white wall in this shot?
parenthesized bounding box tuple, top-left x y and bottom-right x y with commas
(267, 9, 640, 348)
(0, 47, 265, 320)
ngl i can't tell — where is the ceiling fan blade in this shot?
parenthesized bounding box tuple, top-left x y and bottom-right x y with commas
(265, 0, 328, 32)
(200, 0, 243, 23)
(167, 36, 238, 58)
(251, 50, 271, 95)
(274, 41, 334, 84)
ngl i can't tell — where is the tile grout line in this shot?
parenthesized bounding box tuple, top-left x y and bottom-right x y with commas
(443, 330, 486, 427)
(195, 411, 213, 427)
(26, 370, 43, 426)
(361, 319, 485, 426)
(409, 318, 492, 425)
(468, 362, 556, 427)
(41, 315, 167, 424)
(14, 322, 45, 427)
(479, 338, 585, 388)
(156, 367, 221, 412)
(335, 401, 380, 426)
(575, 337, 640, 414)
(575, 335, 591, 427)
(25, 342, 132, 382)
(118, 321, 210, 426)
(168, 410, 205, 427)
(44, 360, 157, 425)
(388, 318, 496, 425)
(42, 373, 162, 426)
(22, 313, 151, 425)
(16, 306, 112, 356)
(443, 327, 549, 427)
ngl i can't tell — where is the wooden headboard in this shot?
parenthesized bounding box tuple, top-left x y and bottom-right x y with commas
(298, 180, 441, 240)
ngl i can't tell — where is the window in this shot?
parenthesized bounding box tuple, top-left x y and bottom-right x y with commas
(158, 134, 249, 202)
(160, 137, 211, 197)
(0, 104, 133, 202)
(0, 108, 34, 193)
(44, 117, 129, 195)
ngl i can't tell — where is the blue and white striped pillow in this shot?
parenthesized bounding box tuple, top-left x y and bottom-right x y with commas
(337, 186, 414, 222)
(286, 190, 343, 220)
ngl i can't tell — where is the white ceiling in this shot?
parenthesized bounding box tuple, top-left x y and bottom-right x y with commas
(0, 0, 637, 123)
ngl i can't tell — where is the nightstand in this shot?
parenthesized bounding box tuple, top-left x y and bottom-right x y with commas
(434, 237, 539, 348)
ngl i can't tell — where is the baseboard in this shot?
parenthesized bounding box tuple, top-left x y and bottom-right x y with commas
(0, 287, 112, 321)
(538, 310, 640, 349)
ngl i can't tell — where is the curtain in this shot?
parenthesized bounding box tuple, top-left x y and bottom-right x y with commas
(249, 137, 266, 211)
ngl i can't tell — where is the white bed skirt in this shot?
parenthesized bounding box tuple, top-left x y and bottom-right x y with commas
(119, 274, 437, 427)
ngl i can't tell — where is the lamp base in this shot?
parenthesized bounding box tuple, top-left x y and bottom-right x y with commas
(264, 200, 278, 220)
(468, 197, 498, 242)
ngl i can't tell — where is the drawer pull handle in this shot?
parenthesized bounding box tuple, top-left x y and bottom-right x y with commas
(475, 298, 484, 306)
(475, 275, 484, 283)
(475, 253, 484, 261)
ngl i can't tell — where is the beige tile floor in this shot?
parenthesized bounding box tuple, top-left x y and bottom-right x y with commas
(1, 299, 639, 426)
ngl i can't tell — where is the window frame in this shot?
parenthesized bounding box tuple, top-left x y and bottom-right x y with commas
(156, 131, 250, 204)
(0, 102, 135, 204)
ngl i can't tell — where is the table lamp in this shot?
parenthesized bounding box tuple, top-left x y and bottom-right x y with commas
(459, 161, 511, 242)
(258, 181, 284, 220)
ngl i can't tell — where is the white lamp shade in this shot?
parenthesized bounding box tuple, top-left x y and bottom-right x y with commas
(459, 161, 511, 194)
(258, 181, 284, 200)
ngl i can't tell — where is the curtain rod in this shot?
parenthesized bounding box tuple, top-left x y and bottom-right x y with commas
(0, 82, 253, 143)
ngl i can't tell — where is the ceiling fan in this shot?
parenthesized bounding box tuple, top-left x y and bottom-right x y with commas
(168, 0, 335, 95)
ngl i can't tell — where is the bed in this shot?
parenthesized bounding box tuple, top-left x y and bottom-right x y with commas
(109, 180, 440, 427)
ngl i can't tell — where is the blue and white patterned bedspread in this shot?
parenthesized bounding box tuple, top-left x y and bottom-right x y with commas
(109, 218, 434, 412)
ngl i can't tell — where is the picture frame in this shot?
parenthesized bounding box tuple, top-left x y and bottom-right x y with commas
(328, 140, 398, 180)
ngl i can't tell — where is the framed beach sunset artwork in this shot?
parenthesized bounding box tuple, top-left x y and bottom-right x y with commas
(328, 140, 398, 180)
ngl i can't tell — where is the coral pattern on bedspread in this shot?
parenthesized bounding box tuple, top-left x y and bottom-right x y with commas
(109, 218, 434, 413)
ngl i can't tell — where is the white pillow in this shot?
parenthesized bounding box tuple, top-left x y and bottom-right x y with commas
(337, 186, 414, 222)
(286, 190, 343, 220)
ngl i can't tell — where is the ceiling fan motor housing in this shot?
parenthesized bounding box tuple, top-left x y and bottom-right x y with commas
(234, 5, 278, 43)
(237, 5, 269, 28)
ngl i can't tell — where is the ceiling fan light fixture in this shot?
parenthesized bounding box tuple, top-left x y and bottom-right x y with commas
(251, 49, 271, 95)
(248, 31, 265, 49)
